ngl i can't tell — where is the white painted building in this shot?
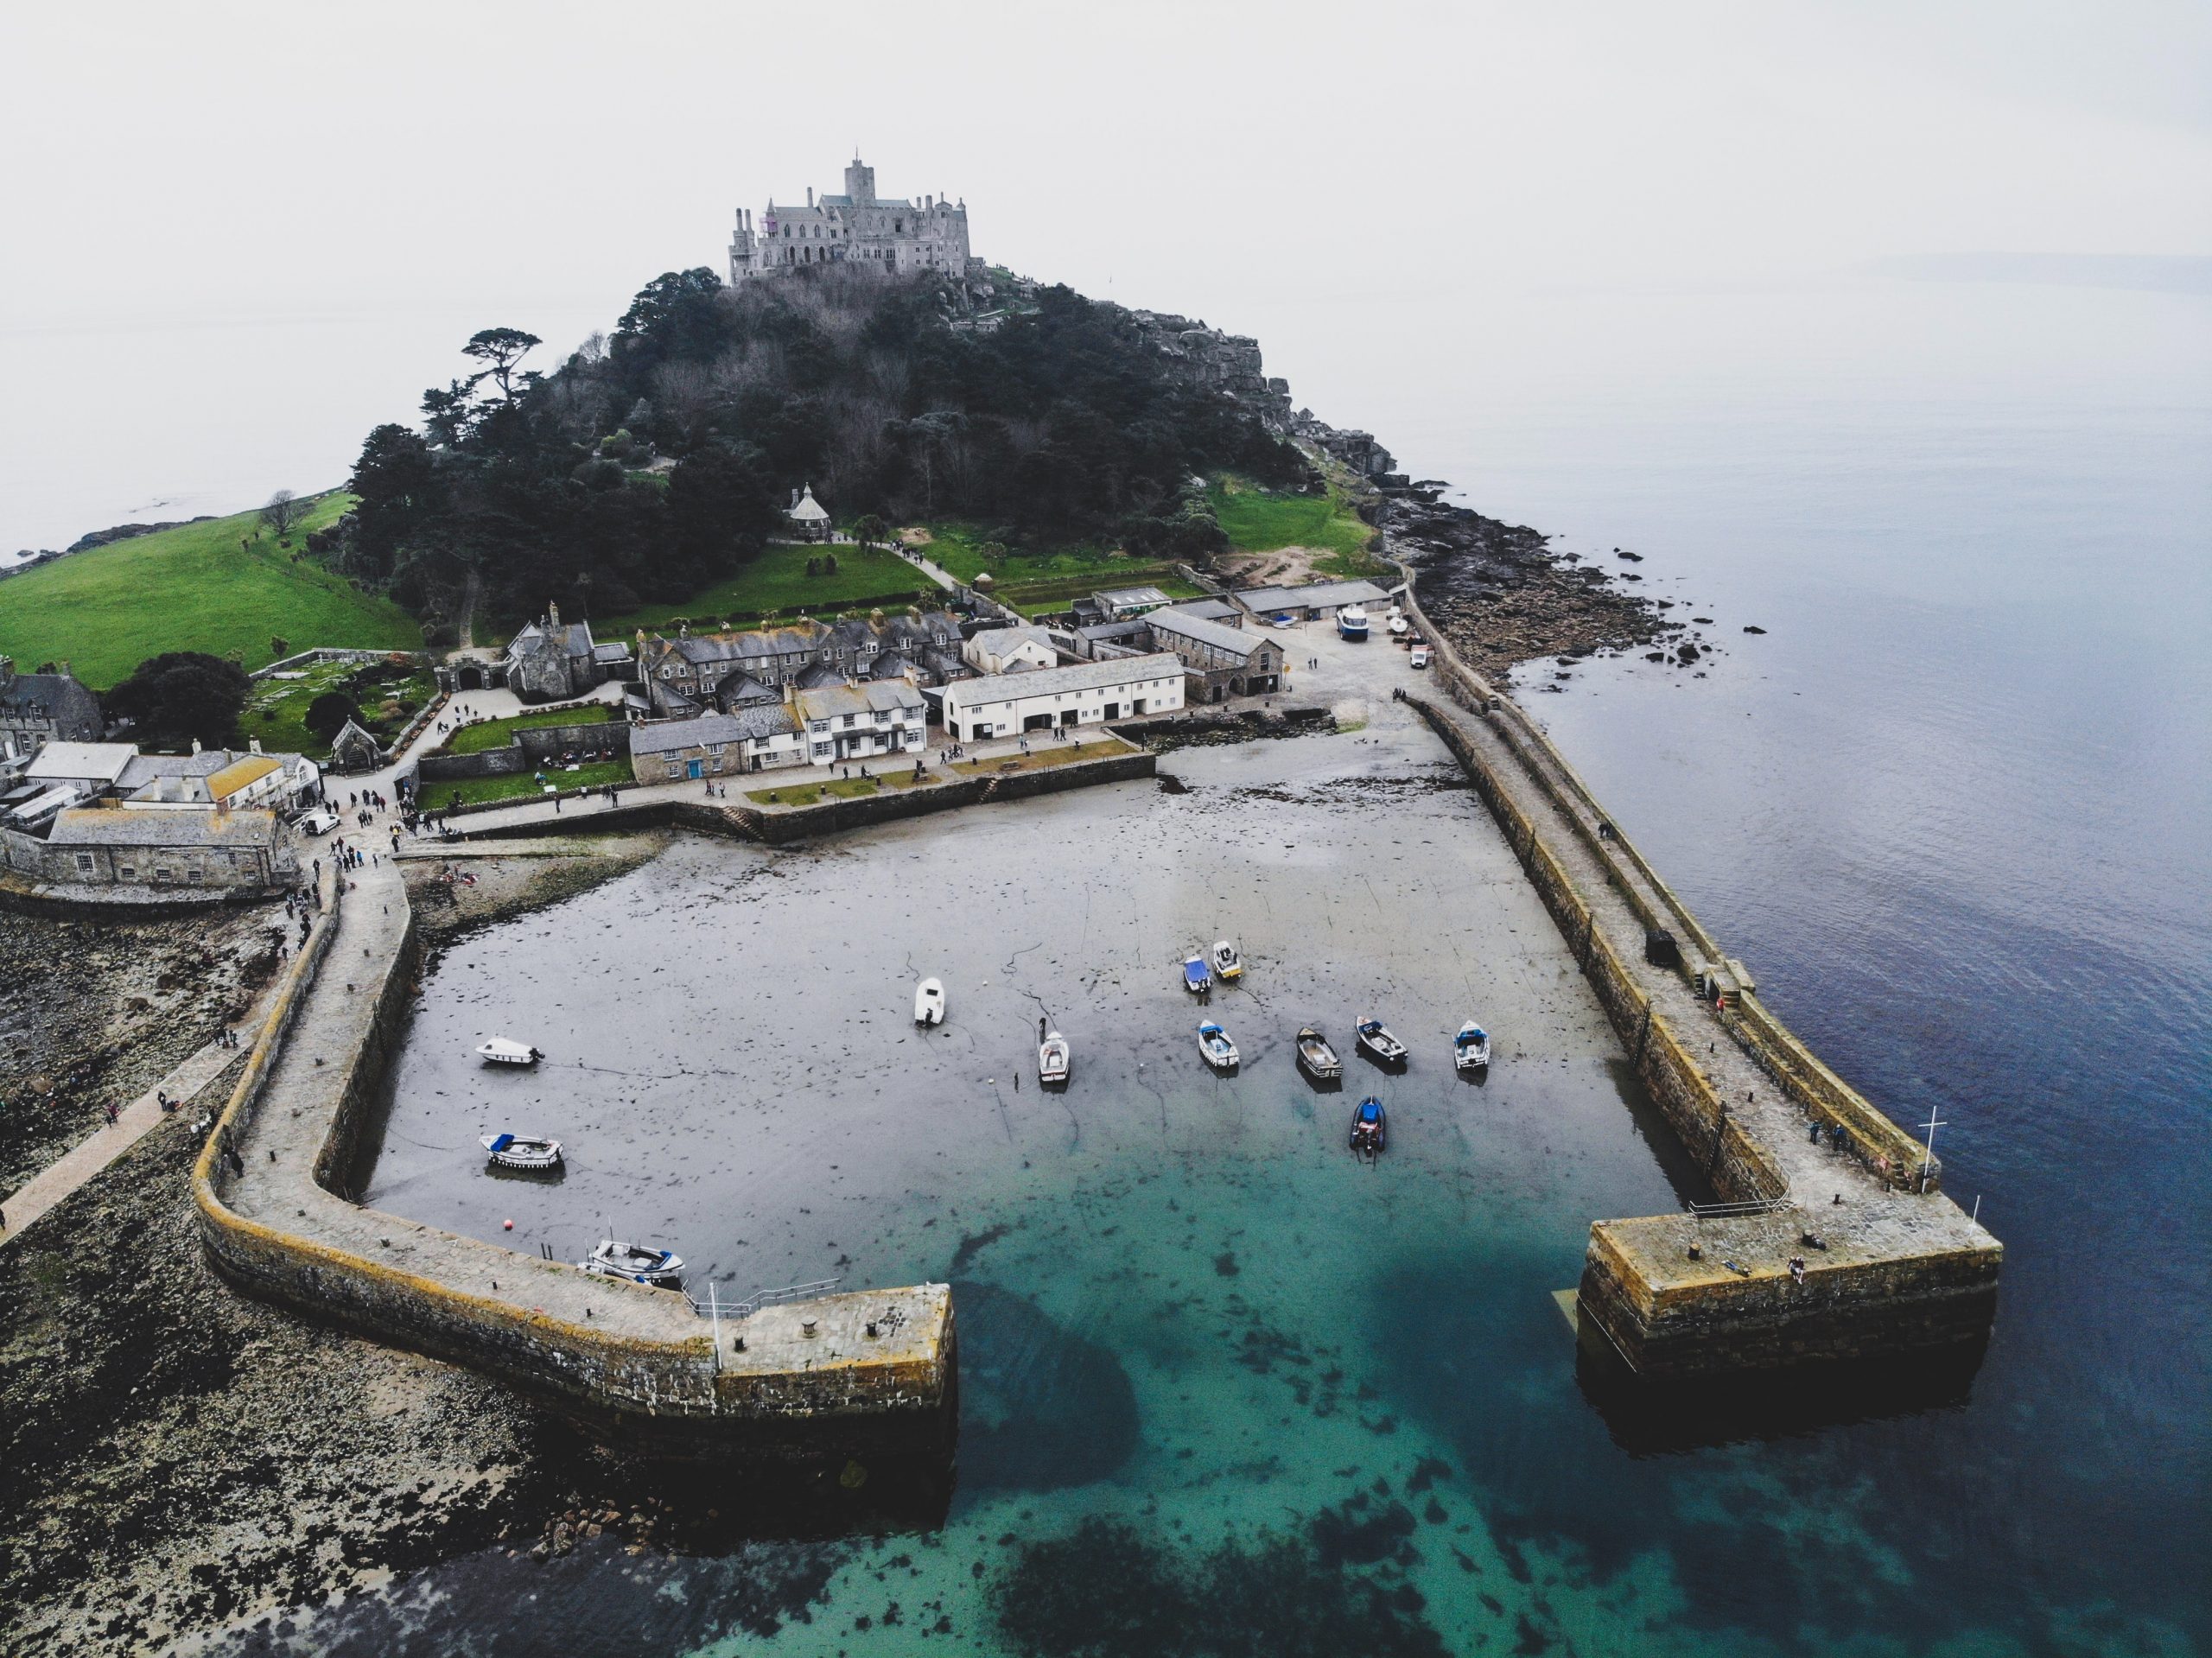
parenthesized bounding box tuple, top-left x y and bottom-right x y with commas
(943, 654, 1185, 741)
(794, 680, 928, 766)
(962, 626, 1058, 677)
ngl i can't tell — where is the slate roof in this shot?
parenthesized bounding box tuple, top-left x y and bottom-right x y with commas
(717, 673, 779, 706)
(866, 651, 912, 682)
(1164, 597, 1242, 626)
(630, 706, 798, 757)
(1096, 586, 1173, 612)
(48, 807, 277, 848)
(511, 619, 594, 658)
(1145, 609, 1276, 663)
(0, 669, 103, 742)
(969, 626, 1054, 661)
(793, 661, 845, 689)
(949, 653, 1185, 708)
(1232, 579, 1390, 613)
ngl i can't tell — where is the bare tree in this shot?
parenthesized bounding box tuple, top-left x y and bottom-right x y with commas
(259, 489, 305, 538)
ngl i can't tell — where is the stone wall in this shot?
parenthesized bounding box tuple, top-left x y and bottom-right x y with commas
(414, 721, 628, 785)
(193, 866, 957, 1460)
(1391, 564, 1999, 1379)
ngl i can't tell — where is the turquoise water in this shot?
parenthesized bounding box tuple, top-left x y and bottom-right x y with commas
(212, 275, 2209, 1656)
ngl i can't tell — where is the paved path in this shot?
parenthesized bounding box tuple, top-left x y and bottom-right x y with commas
(1, 1006, 260, 1246)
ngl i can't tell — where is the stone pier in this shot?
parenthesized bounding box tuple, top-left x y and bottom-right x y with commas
(1394, 578, 2001, 1378)
(193, 854, 954, 1458)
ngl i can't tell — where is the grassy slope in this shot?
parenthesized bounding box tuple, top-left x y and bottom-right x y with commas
(912, 524, 1196, 615)
(0, 493, 419, 688)
(429, 759, 633, 808)
(592, 542, 934, 637)
(1208, 475, 1385, 579)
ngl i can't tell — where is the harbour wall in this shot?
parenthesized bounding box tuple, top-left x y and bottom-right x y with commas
(193, 861, 957, 1459)
(1390, 569, 2000, 1378)
(450, 748, 1159, 844)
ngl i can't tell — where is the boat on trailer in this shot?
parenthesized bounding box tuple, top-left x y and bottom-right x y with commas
(476, 1039, 543, 1066)
(1350, 1097, 1388, 1158)
(1454, 1021, 1492, 1070)
(1211, 940, 1244, 981)
(914, 977, 945, 1026)
(1182, 955, 1212, 995)
(1198, 1021, 1240, 1070)
(1355, 1017, 1408, 1066)
(580, 1240, 683, 1288)
(1039, 1029, 1071, 1084)
(1338, 605, 1370, 641)
(1295, 1026, 1343, 1081)
(480, 1133, 562, 1171)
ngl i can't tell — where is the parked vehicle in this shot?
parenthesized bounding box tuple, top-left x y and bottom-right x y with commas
(480, 1133, 562, 1171)
(1409, 644, 1431, 670)
(1198, 1021, 1240, 1070)
(296, 809, 340, 836)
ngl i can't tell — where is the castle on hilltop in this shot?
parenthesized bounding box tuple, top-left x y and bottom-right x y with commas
(729, 155, 978, 282)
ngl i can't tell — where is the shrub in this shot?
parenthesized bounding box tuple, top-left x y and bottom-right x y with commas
(304, 692, 360, 742)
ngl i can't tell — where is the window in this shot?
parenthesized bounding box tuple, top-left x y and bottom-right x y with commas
(812, 742, 831, 759)
(752, 735, 771, 749)
(118, 866, 135, 880)
(667, 759, 683, 778)
(74, 853, 95, 874)
(842, 714, 857, 728)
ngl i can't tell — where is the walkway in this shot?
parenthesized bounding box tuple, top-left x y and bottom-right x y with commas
(2, 994, 266, 1245)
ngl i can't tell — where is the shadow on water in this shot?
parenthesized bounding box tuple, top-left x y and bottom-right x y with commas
(950, 1280, 1141, 1498)
(1572, 1323, 1991, 1457)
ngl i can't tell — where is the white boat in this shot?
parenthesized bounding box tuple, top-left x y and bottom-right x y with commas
(1388, 615, 1410, 639)
(1355, 1017, 1408, 1065)
(1038, 1030, 1071, 1084)
(914, 977, 945, 1026)
(1211, 940, 1243, 981)
(476, 1039, 543, 1066)
(1295, 1025, 1343, 1080)
(1182, 955, 1212, 995)
(1337, 605, 1370, 641)
(1198, 1020, 1240, 1070)
(580, 1239, 683, 1288)
(480, 1133, 563, 1171)
(1454, 1021, 1492, 1070)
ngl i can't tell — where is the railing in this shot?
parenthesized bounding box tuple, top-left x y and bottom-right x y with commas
(1688, 1196, 1794, 1219)
(685, 1276, 843, 1319)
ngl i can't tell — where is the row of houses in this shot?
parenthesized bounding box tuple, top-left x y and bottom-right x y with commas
(628, 678, 931, 783)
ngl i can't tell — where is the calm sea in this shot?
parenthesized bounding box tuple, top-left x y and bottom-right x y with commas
(43, 271, 2212, 1655)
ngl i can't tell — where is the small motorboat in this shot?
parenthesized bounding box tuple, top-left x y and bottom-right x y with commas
(1355, 1018, 1408, 1066)
(1295, 1026, 1343, 1081)
(914, 977, 945, 1026)
(477, 1039, 543, 1067)
(1039, 1029, 1071, 1084)
(1182, 955, 1212, 995)
(480, 1133, 562, 1171)
(1211, 940, 1243, 981)
(1454, 1021, 1492, 1070)
(1198, 1021, 1240, 1070)
(580, 1239, 683, 1288)
(1388, 614, 1410, 640)
(1350, 1097, 1387, 1158)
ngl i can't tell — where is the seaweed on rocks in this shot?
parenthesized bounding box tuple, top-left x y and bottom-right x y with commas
(1382, 495, 1661, 680)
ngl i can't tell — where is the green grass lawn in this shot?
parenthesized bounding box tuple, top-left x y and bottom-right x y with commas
(951, 739, 1130, 775)
(0, 492, 420, 688)
(592, 542, 936, 636)
(910, 524, 1135, 587)
(239, 656, 436, 759)
(443, 703, 616, 755)
(431, 759, 634, 809)
(1209, 475, 1386, 578)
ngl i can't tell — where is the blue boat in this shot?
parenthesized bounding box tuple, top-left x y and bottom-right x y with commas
(1350, 1098, 1387, 1157)
(1182, 955, 1212, 995)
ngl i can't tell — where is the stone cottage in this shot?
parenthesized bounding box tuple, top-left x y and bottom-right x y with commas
(503, 603, 630, 702)
(0, 656, 103, 769)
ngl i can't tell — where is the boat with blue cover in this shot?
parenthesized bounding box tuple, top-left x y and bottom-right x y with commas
(1454, 1021, 1492, 1070)
(1182, 955, 1212, 995)
(1350, 1097, 1387, 1157)
(1198, 1020, 1240, 1070)
(480, 1133, 562, 1172)
(581, 1239, 683, 1288)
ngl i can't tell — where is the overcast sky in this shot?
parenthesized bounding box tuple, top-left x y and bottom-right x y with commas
(1, 1, 2206, 545)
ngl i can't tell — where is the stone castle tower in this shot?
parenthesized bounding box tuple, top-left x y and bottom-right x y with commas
(730, 154, 976, 282)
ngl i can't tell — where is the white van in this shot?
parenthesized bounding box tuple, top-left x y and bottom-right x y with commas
(295, 809, 340, 836)
(1408, 645, 1431, 670)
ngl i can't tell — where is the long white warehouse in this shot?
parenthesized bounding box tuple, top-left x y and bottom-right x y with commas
(942, 653, 1185, 740)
